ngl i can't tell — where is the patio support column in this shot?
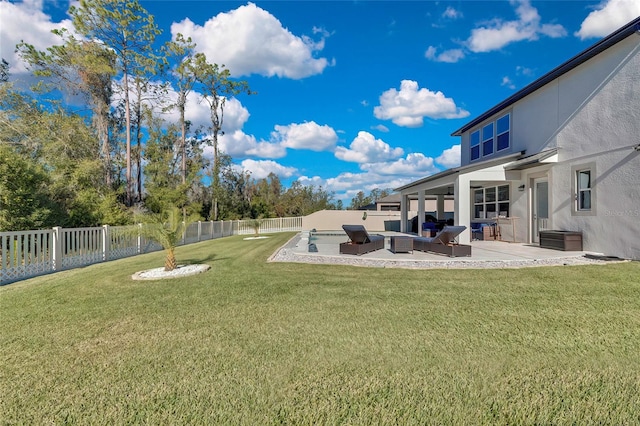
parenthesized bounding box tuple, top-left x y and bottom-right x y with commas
(454, 176, 471, 244)
(417, 190, 425, 236)
(436, 194, 445, 220)
(400, 193, 409, 233)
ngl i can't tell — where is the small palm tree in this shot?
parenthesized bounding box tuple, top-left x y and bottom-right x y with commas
(139, 207, 193, 271)
(247, 216, 264, 237)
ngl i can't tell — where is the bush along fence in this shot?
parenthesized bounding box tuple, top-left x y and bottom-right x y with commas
(0, 217, 303, 285)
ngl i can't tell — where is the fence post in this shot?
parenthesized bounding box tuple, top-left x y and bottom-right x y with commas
(52, 227, 63, 271)
(137, 223, 143, 254)
(102, 225, 110, 261)
(0, 234, 7, 282)
(197, 221, 202, 242)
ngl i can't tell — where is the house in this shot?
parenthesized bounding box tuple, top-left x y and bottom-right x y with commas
(375, 193, 454, 217)
(396, 17, 640, 260)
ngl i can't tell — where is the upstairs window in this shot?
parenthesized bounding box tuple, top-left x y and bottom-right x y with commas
(470, 130, 480, 161)
(497, 114, 510, 151)
(482, 123, 494, 156)
(469, 113, 511, 161)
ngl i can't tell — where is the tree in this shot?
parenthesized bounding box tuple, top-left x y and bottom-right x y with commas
(0, 83, 127, 228)
(192, 53, 252, 220)
(349, 191, 370, 210)
(370, 188, 392, 202)
(0, 58, 9, 83)
(215, 154, 252, 219)
(137, 207, 193, 271)
(70, 0, 161, 205)
(129, 77, 169, 202)
(17, 32, 116, 186)
(279, 181, 335, 216)
(162, 34, 198, 187)
(249, 172, 283, 218)
(349, 188, 392, 209)
(0, 145, 57, 231)
(142, 109, 205, 216)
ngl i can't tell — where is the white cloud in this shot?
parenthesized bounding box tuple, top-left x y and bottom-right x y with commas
(576, 0, 640, 39)
(435, 144, 461, 168)
(297, 175, 325, 187)
(299, 172, 410, 198)
(159, 88, 250, 133)
(298, 171, 424, 205)
(155, 87, 289, 160)
(371, 124, 389, 133)
(297, 149, 447, 201)
(156, 86, 276, 160)
(0, 0, 74, 75)
(203, 119, 339, 161)
(501, 76, 516, 89)
(334, 131, 404, 163)
(170, 2, 331, 79)
(240, 159, 297, 179)
(181, 91, 213, 131)
(374, 80, 469, 127)
(271, 121, 338, 151)
(425, 46, 466, 63)
(516, 65, 534, 76)
(360, 153, 439, 176)
(219, 130, 287, 159)
(442, 6, 463, 20)
(466, 0, 566, 53)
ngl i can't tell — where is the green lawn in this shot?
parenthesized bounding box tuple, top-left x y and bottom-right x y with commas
(2, 233, 639, 424)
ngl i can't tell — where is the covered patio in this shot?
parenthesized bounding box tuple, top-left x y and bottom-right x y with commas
(395, 150, 558, 245)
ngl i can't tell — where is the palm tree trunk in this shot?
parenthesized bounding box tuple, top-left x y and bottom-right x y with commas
(164, 247, 177, 271)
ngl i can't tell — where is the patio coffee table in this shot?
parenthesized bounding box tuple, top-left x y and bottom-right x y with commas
(390, 235, 413, 253)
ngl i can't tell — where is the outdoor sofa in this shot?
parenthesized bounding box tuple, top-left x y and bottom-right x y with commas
(413, 225, 471, 257)
(339, 224, 385, 255)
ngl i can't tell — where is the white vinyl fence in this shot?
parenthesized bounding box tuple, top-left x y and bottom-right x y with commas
(0, 217, 302, 285)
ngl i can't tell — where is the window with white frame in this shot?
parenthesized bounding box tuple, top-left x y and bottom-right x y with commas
(482, 123, 494, 156)
(496, 114, 510, 151)
(469, 113, 510, 161)
(577, 169, 591, 211)
(474, 184, 510, 219)
(470, 130, 480, 161)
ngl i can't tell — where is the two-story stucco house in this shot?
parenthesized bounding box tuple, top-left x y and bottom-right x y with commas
(396, 16, 640, 260)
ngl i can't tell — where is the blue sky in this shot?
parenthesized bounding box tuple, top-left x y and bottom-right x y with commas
(1, 0, 639, 202)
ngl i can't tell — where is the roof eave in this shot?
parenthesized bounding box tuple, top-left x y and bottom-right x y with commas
(395, 151, 524, 192)
(451, 16, 640, 137)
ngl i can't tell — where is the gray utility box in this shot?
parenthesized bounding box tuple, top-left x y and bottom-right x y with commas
(539, 230, 583, 251)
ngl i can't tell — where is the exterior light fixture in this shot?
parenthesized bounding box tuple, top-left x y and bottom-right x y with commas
(518, 184, 526, 191)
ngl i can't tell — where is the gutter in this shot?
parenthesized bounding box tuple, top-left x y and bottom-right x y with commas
(451, 16, 640, 137)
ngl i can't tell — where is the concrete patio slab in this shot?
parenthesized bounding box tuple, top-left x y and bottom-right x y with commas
(269, 231, 619, 269)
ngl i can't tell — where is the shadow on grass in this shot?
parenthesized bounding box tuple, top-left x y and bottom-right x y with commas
(183, 252, 229, 264)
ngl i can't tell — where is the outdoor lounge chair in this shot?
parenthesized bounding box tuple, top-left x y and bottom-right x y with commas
(413, 225, 471, 257)
(340, 224, 385, 255)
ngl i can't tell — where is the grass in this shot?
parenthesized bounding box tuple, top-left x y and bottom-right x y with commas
(1, 232, 639, 424)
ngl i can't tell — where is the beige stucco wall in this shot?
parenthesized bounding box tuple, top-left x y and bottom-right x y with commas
(302, 210, 419, 232)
